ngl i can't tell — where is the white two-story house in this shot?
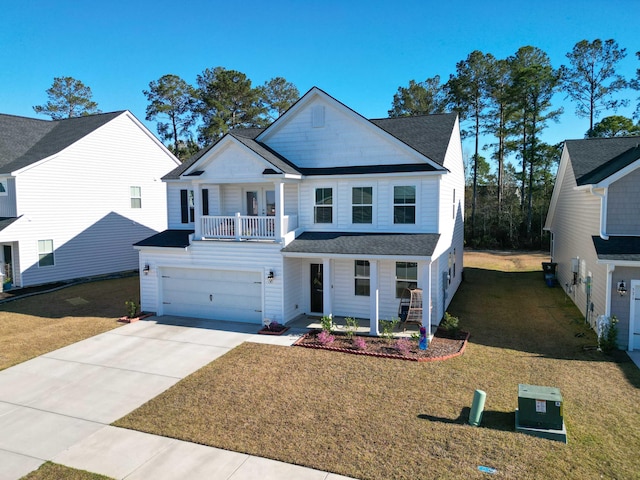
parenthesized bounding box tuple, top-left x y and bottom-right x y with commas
(135, 87, 464, 334)
(0, 111, 180, 289)
(545, 136, 640, 351)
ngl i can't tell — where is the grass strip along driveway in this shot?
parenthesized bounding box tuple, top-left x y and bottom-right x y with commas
(0, 276, 138, 371)
(115, 252, 640, 480)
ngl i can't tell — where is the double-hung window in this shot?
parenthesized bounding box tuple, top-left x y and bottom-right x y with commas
(130, 186, 142, 208)
(395, 261, 417, 297)
(314, 188, 333, 224)
(354, 260, 370, 296)
(38, 240, 55, 267)
(352, 187, 372, 224)
(393, 186, 416, 224)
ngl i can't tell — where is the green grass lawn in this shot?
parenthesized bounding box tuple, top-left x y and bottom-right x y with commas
(114, 253, 640, 480)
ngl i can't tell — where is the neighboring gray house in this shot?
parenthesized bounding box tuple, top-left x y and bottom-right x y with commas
(0, 111, 180, 289)
(135, 87, 465, 334)
(544, 136, 640, 351)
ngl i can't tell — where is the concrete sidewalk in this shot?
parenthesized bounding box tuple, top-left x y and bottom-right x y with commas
(0, 317, 354, 480)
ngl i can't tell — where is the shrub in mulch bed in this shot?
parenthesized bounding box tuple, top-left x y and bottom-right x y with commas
(257, 322, 290, 335)
(294, 328, 469, 362)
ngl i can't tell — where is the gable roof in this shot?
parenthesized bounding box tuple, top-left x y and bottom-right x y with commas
(0, 111, 124, 174)
(565, 136, 640, 186)
(165, 88, 457, 180)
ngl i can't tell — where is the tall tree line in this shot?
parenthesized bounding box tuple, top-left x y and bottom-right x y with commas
(390, 39, 637, 249)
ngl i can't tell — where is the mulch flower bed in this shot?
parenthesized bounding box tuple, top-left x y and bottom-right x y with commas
(294, 328, 469, 362)
(257, 323, 290, 335)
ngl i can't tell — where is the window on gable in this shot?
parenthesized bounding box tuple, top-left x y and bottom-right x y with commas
(180, 189, 195, 223)
(354, 260, 370, 296)
(395, 261, 417, 297)
(314, 188, 333, 223)
(38, 239, 55, 267)
(352, 187, 373, 224)
(130, 186, 142, 208)
(393, 186, 416, 224)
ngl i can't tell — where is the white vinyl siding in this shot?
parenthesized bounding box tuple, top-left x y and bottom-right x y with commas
(13, 113, 178, 287)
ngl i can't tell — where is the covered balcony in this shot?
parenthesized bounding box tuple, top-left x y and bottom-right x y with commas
(200, 213, 298, 240)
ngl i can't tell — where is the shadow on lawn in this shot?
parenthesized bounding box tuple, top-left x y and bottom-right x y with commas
(419, 408, 515, 432)
(450, 266, 640, 388)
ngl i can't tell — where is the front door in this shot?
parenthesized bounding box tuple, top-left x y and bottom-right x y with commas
(310, 263, 323, 313)
(245, 189, 276, 216)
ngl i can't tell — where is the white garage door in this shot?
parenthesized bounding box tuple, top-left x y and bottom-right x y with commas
(161, 268, 263, 323)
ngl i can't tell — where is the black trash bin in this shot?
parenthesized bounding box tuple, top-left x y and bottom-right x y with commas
(542, 262, 557, 287)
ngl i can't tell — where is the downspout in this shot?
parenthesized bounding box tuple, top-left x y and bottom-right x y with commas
(590, 186, 608, 240)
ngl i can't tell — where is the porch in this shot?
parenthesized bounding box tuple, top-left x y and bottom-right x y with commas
(286, 314, 422, 338)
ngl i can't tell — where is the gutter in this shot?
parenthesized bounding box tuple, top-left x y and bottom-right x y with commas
(589, 185, 608, 240)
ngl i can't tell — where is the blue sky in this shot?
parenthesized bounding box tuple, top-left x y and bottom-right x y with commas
(1, 0, 638, 167)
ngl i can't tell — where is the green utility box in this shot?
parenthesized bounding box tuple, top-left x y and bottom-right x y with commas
(517, 384, 563, 430)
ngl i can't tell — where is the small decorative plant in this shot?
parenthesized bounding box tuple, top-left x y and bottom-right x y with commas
(395, 338, 413, 356)
(380, 318, 400, 341)
(441, 312, 460, 337)
(317, 329, 335, 345)
(125, 300, 138, 319)
(353, 336, 367, 350)
(267, 320, 281, 331)
(344, 316, 358, 340)
(598, 315, 619, 354)
(320, 314, 334, 332)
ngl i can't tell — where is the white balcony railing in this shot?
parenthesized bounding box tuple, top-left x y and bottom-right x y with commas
(201, 213, 297, 240)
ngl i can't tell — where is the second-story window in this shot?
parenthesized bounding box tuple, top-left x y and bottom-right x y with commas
(352, 186, 372, 224)
(393, 186, 416, 224)
(314, 187, 333, 223)
(180, 189, 195, 223)
(130, 186, 142, 208)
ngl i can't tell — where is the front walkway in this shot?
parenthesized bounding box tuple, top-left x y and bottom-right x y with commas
(0, 316, 353, 480)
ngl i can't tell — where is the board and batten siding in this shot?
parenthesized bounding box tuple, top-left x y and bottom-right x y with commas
(262, 96, 427, 169)
(607, 167, 640, 235)
(13, 113, 176, 287)
(139, 240, 284, 323)
(549, 153, 607, 323)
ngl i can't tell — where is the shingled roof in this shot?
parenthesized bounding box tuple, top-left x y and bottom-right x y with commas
(592, 236, 640, 262)
(281, 231, 441, 257)
(0, 112, 124, 174)
(164, 111, 456, 180)
(565, 136, 640, 186)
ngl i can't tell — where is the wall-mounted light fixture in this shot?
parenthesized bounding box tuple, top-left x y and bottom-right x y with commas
(267, 270, 274, 283)
(617, 280, 627, 296)
(143, 264, 150, 275)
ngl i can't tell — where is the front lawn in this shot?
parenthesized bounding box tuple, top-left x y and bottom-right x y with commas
(114, 253, 640, 479)
(20, 462, 113, 480)
(0, 276, 138, 370)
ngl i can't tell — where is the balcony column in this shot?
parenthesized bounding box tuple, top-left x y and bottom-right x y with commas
(275, 181, 284, 241)
(193, 184, 202, 239)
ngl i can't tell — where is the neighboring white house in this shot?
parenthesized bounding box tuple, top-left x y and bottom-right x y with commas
(135, 87, 465, 334)
(0, 111, 181, 289)
(544, 136, 640, 351)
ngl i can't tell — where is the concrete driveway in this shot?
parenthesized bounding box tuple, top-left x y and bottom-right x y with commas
(0, 317, 351, 480)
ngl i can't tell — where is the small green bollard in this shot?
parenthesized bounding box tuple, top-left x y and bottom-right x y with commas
(469, 389, 486, 426)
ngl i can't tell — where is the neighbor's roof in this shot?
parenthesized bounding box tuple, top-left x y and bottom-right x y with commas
(592, 236, 640, 262)
(0, 111, 124, 174)
(133, 229, 194, 248)
(565, 136, 640, 186)
(164, 112, 457, 180)
(281, 231, 441, 257)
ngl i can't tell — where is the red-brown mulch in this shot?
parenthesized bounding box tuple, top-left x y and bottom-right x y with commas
(294, 328, 469, 362)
